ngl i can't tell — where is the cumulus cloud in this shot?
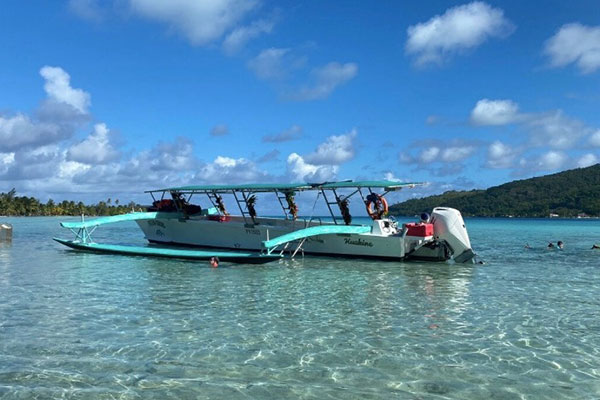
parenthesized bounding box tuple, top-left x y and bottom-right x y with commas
(470, 99, 520, 125)
(441, 146, 476, 162)
(2, 145, 66, 181)
(290, 62, 358, 101)
(67, 123, 120, 164)
(401, 143, 475, 165)
(262, 125, 303, 143)
(544, 23, 600, 74)
(0, 67, 91, 153)
(304, 129, 357, 165)
(196, 156, 267, 184)
(0, 114, 60, 152)
(223, 19, 274, 54)
(148, 137, 197, 171)
(286, 153, 337, 182)
(576, 153, 598, 168)
(406, 1, 514, 66)
(40, 66, 90, 114)
(210, 124, 229, 136)
(471, 99, 596, 150)
(128, 0, 259, 46)
(537, 151, 567, 170)
(527, 110, 588, 149)
(419, 147, 440, 163)
(486, 140, 517, 168)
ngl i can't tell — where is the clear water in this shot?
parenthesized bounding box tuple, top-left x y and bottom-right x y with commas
(1, 217, 599, 399)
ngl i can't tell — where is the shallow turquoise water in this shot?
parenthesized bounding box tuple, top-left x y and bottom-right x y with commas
(1, 217, 599, 399)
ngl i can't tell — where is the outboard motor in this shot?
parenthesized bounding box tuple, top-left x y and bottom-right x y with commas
(430, 207, 475, 263)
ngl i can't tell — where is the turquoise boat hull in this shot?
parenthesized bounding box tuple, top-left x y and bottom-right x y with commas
(53, 238, 280, 264)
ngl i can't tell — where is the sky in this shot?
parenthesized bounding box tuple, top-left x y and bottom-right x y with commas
(1, 0, 600, 208)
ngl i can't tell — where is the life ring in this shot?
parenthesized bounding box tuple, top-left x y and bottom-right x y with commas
(365, 194, 388, 220)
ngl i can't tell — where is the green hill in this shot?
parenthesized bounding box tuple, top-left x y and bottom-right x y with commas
(389, 164, 600, 217)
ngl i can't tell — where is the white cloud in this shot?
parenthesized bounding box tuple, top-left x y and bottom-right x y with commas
(196, 156, 267, 183)
(247, 48, 290, 80)
(0, 114, 60, 152)
(470, 99, 520, 126)
(576, 153, 598, 168)
(527, 110, 587, 149)
(537, 151, 567, 170)
(290, 62, 358, 101)
(471, 99, 596, 150)
(419, 147, 440, 163)
(304, 128, 357, 165)
(262, 125, 303, 143)
(150, 137, 197, 171)
(441, 146, 476, 162)
(544, 23, 600, 74)
(589, 130, 600, 146)
(67, 123, 120, 164)
(406, 1, 514, 66)
(223, 19, 274, 54)
(3, 145, 65, 181)
(286, 153, 337, 182)
(40, 66, 90, 114)
(486, 140, 516, 168)
(128, 0, 258, 46)
(210, 124, 229, 136)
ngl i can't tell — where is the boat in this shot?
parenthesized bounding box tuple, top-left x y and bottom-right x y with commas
(55, 180, 476, 263)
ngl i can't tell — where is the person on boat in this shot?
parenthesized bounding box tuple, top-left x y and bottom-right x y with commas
(420, 212, 430, 224)
(210, 256, 219, 268)
(557, 241, 564, 249)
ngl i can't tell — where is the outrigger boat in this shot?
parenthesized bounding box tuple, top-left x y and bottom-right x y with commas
(54, 180, 475, 263)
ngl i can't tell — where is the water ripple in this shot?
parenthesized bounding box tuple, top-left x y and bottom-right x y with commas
(1, 217, 600, 398)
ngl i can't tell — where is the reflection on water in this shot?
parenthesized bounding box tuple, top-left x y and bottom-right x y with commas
(1, 217, 600, 399)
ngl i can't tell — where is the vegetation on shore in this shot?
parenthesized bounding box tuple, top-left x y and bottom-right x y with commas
(0, 189, 140, 216)
(389, 164, 600, 218)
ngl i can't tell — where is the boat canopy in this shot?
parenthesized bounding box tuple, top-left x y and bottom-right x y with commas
(144, 180, 424, 226)
(146, 180, 422, 194)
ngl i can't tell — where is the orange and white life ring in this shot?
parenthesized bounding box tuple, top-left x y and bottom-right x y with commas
(365, 194, 388, 220)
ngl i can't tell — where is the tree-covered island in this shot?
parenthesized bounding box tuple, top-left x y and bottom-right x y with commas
(0, 189, 140, 216)
(389, 164, 600, 218)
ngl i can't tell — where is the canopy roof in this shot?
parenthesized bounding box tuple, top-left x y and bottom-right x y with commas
(147, 180, 423, 194)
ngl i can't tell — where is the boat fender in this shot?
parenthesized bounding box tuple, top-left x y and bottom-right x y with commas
(365, 193, 388, 220)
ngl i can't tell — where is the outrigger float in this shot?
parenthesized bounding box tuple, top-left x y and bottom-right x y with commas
(54, 180, 476, 264)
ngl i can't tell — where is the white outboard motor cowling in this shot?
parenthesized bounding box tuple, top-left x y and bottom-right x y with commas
(430, 207, 474, 263)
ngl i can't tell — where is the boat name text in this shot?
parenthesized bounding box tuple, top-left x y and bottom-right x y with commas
(344, 238, 373, 247)
(148, 220, 166, 228)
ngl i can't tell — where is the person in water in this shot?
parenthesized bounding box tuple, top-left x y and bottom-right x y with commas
(592, 244, 600, 250)
(547, 242, 554, 249)
(210, 256, 219, 268)
(557, 241, 564, 249)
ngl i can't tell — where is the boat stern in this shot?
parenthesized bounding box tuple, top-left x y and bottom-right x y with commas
(430, 207, 474, 263)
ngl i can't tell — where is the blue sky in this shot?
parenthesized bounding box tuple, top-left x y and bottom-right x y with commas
(1, 0, 599, 206)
